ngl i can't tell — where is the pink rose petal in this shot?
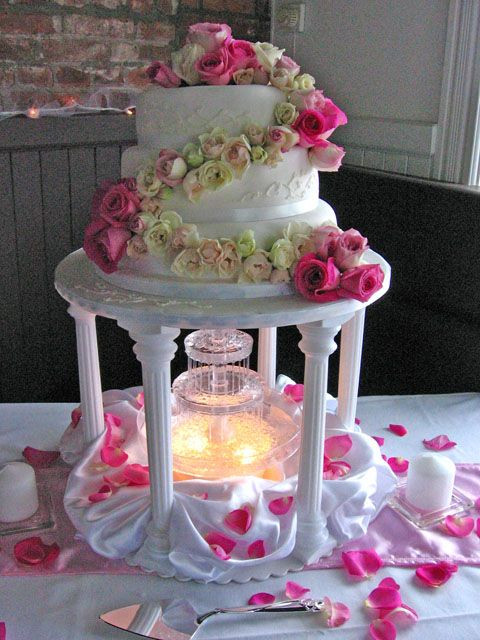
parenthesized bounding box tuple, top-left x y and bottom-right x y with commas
(476, 518, 480, 537)
(323, 460, 351, 479)
(475, 497, 480, 511)
(104, 412, 122, 428)
(285, 581, 310, 599)
(372, 436, 384, 447)
(13, 536, 60, 566)
(0, 622, 5, 640)
(383, 604, 418, 625)
(387, 457, 409, 474)
(443, 515, 474, 537)
(22, 446, 60, 467)
(204, 532, 236, 554)
(135, 391, 145, 407)
(224, 505, 252, 535)
(88, 484, 112, 503)
(381, 454, 388, 461)
(323, 596, 350, 628)
(195, 492, 209, 500)
(423, 434, 456, 451)
(248, 592, 275, 606)
(378, 577, 400, 590)
(388, 424, 407, 437)
(283, 383, 304, 403)
(415, 561, 458, 587)
(210, 544, 230, 561)
(247, 539, 265, 559)
(123, 463, 150, 486)
(103, 470, 130, 487)
(268, 496, 293, 515)
(369, 618, 396, 640)
(71, 407, 82, 428)
(365, 587, 402, 610)
(355, 417, 361, 425)
(342, 549, 383, 578)
(100, 446, 128, 468)
(324, 434, 353, 459)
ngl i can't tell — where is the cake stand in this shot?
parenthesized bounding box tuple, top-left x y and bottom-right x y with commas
(55, 248, 391, 583)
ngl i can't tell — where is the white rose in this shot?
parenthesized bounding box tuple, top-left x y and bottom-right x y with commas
(269, 238, 296, 270)
(171, 43, 205, 85)
(242, 250, 273, 283)
(183, 168, 205, 203)
(221, 135, 251, 179)
(293, 73, 316, 92)
(171, 247, 204, 278)
(217, 240, 241, 279)
(270, 268, 291, 284)
(283, 220, 312, 240)
(253, 42, 285, 73)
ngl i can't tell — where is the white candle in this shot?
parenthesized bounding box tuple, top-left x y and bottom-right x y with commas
(405, 453, 455, 511)
(0, 462, 39, 523)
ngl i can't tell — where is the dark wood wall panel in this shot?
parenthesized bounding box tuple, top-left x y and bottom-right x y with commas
(10, 150, 54, 400)
(95, 145, 121, 185)
(69, 147, 96, 250)
(0, 152, 23, 400)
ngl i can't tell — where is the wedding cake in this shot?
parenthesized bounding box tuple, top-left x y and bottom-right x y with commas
(84, 22, 385, 302)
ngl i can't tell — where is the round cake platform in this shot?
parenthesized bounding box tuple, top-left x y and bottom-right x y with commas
(55, 249, 391, 329)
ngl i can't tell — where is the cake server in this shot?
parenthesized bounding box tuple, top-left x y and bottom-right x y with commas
(100, 597, 325, 639)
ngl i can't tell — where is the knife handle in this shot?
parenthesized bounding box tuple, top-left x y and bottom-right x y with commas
(196, 598, 324, 625)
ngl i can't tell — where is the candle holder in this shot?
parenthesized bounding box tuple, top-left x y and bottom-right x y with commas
(0, 482, 55, 537)
(387, 477, 474, 529)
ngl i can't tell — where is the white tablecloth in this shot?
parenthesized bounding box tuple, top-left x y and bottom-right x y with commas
(1, 393, 479, 639)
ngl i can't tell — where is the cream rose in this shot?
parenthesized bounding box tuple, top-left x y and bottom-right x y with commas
(171, 43, 205, 85)
(136, 165, 163, 198)
(283, 220, 312, 240)
(244, 123, 265, 146)
(168, 223, 200, 251)
(159, 210, 182, 230)
(198, 127, 228, 159)
(171, 247, 204, 278)
(269, 67, 296, 91)
(274, 102, 298, 126)
(126, 235, 148, 260)
(242, 250, 272, 283)
(221, 135, 251, 178)
(292, 233, 315, 258)
(251, 145, 268, 165)
(269, 237, 296, 270)
(233, 68, 254, 85)
(144, 219, 172, 255)
(293, 73, 316, 92)
(236, 229, 256, 257)
(253, 42, 285, 73)
(140, 191, 171, 215)
(217, 240, 241, 279)
(264, 145, 283, 167)
(270, 268, 290, 284)
(198, 238, 222, 265)
(198, 160, 234, 191)
(267, 125, 299, 152)
(183, 168, 205, 202)
(182, 142, 204, 169)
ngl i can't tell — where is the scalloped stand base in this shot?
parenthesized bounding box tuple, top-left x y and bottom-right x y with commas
(125, 546, 311, 584)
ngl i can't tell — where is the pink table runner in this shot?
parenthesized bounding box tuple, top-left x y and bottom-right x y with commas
(1, 463, 479, 576)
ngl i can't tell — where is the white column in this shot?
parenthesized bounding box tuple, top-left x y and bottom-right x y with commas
(337, 307, 365, 431)
(120, 321, 180, 551)
(294, 319, 342, 564)
(257, 327, 277, 388)
(68, 304, 104, 444)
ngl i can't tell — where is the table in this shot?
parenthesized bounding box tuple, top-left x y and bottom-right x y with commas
(1, 393, 479, 639)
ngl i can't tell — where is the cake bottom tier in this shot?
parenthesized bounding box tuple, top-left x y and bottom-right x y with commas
(99, 199, 336, 299)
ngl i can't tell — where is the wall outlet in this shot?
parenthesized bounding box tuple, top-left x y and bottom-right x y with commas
(275, 3, 306, 32)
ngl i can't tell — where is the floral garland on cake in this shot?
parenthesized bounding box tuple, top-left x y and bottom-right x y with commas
(83, 22, 384, 303)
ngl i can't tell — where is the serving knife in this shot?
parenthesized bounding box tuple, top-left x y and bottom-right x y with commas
(100, 598, 325, 639)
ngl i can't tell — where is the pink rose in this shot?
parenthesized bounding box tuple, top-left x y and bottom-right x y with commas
(186, 22, 232, 52)
(129, 214, 147, 234)
(311, 225, 341, 260)
(292, 109, 332, 148)
(195, 47, 233, 85)
(253, 66, 269, 85)
(275, 54, 300, 76)
(83, 218, 131, 273)
(145, 61, 181, 88)
(338, 263, 384, 302)
(290, 89, 326, 112)
(334, 229, 368, 270)
(308, 140, 345, 171)
(155, 148, 188, 186)
(227, 39, 258, 71)
(294, 253, 341, 302)
(97, 182, 140, 227)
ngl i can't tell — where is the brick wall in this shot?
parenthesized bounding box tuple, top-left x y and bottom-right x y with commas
(0, 0, 271, 111)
